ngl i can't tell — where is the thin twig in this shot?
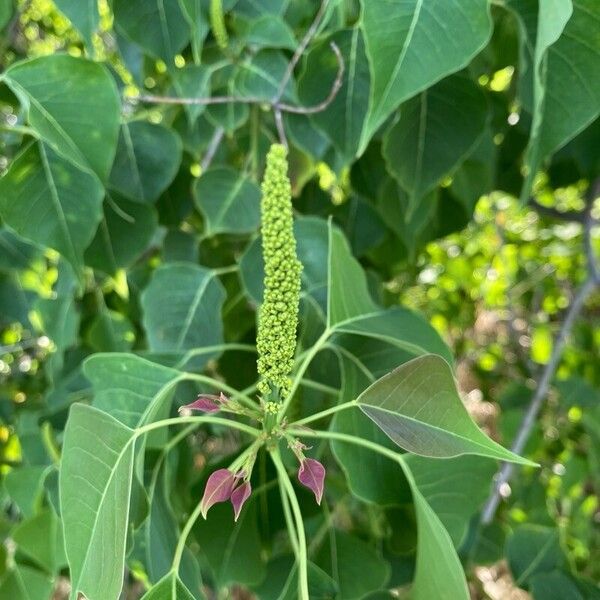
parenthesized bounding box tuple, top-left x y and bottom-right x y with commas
(201, 126, 225, 171)
(480, 276, 596, 524)
(529, 199, 586, 223)
(273, 0, 330, 104)
(0, 338, 41, 354)
(481, 194, 599, 524)
(133, 93, 264, 107)
(277, 42, 345, 115)
(133, 44, 344, 117)
(131, 0, 345, 124)
(584, 178, 600, 283)
(273, 107, 288, 148)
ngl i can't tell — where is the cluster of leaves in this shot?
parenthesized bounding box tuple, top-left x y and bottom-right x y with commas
(0, 0, 599, 599)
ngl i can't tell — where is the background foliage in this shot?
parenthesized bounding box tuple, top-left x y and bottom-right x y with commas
(0, 0, 599, 598)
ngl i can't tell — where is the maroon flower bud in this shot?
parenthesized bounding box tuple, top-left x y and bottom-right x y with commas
(297, 458, 326, 505)
(179, 392, 229, 414)
(200, 469, 237, 518)
(230, 481, 252, 521)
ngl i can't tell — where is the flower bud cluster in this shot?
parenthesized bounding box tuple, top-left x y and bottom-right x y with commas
(256, 144, 302, 400)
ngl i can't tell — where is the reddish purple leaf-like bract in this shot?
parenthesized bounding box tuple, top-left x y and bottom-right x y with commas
(297, 458, 326, 505)
(179, 393, 225, 413)
(230, 481, 252, 521)
(200, 469, 237, 518)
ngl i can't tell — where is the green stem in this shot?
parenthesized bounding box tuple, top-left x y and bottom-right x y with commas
(291, 400, 357, 427)
(300, 379, 340, 396)
(270, 449, 309, 600)
(0, 123, 38, 137)
(137, 415, 260, 439)
(183, 373, 259, 409)
(279, 328, 331, 423)
(213, 264, 239, 276)
(278, 476, 300, 556)
(175, 343, 256, 370)
(171, 495, 204, 573)
(287, 427, 404, 465)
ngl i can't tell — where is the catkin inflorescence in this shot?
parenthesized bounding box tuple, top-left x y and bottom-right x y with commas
(210, 0, 229, 50)
(256, 144, 302, 400)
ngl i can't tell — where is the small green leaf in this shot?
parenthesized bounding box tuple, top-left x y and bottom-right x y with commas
(4, 465, 48, 518)
(12, 508, 67, 574)
(60, 404, 135, 600)
(194, 167, 261, 235)
(358, 354, 535, 463)
(171, 64, 211, 124)
(109, 122, 182, 204)
(243, 15, 297, 49)
(141, 263, 226, 357)
(113, 0, 190, 62)
(85, 309, 135, 353)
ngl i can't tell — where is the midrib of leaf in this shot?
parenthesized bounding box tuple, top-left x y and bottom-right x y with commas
(370, 0, 424, 122)
(211, 174, 246, 233)
(344, 28, 359, 157)
(331, 344, 376, 385)
(360, 403, 529, 462)
(515, 530, 560, 585)
(334, 324, 432, 357)
(238, 59, 284, 95)
(121, 123, 145, 200)
(7, 79, 90, 175)
(70, 425, 135, 597)
(157, 0, 174, 59)
(175, 275, 212, 350)
(410, 90, 428, 208)
(39, 142, 80, 271)
(98, 217, 118, 273)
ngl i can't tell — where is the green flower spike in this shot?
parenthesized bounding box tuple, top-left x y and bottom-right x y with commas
(256, 144, 302, 403)
(210, 0, 229, 50)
